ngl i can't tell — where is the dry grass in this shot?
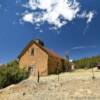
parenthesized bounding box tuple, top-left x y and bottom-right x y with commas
(0, 68, 100, 100)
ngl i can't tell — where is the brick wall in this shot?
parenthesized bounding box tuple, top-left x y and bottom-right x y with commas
(48, 56, 63, 74)
(19, 43, 48, 76)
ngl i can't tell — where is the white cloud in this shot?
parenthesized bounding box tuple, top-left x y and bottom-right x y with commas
(22, 0, 96, 29)
(23, 13, 33, 23)
(86, 11, 95, 23)
(72, 46, 87, 50)
(78, 11, 95, 23)
(72, 45, 97, 50)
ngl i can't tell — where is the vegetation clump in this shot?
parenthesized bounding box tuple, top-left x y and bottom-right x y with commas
(0, 60, 29, 89)
(74, 55, 100, 69)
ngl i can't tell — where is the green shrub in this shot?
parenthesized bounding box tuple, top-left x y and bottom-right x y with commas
(74, 56, 100, 69)
(0, 60, 29, 89)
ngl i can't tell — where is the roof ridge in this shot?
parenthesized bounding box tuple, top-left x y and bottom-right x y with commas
(18, 40, 64, 60)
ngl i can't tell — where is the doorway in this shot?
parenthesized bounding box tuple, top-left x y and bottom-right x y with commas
(28, 65, 37, 76)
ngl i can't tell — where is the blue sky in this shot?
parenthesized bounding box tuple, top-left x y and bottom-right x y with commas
(0, 0, 100, 64)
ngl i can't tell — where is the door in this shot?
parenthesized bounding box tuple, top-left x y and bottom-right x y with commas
(28, 65, 37, 76)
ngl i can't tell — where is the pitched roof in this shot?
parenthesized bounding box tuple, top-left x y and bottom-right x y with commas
(43, 47, 64, 59)
(18, 40, 64, 60)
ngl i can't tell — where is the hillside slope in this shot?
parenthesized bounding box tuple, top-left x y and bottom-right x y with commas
(0, 69, 100, 100)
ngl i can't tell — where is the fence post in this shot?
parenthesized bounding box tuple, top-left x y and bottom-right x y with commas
(37, 71, 40, 83)
(57, 68, 59, 82)
(92, 67, 95, 79)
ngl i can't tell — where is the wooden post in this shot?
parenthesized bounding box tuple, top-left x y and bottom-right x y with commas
(57, 63, 60, 82)
(37, 71, 40, 83)
(92, 67, 95, 79)
(57, 69, 59, 82)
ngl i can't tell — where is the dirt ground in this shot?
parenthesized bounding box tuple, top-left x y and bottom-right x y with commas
(0, 68, 100, 100)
